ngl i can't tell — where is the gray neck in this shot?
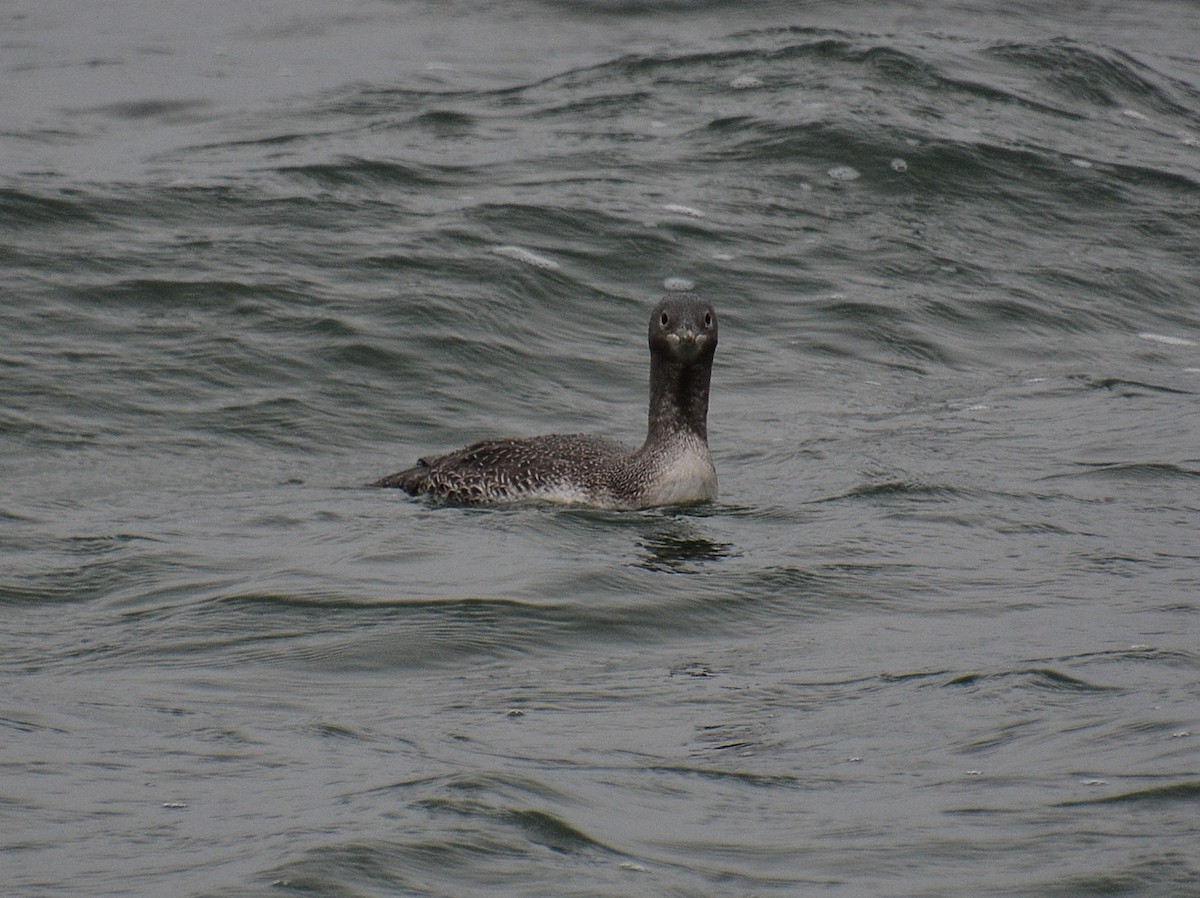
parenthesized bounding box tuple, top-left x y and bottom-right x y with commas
(644, 352, 712, 447)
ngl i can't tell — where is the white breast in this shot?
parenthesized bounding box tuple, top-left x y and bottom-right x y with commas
(640, 437, 717, 507)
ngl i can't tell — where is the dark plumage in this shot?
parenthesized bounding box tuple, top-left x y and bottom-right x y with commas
(371, 293, 718, 509)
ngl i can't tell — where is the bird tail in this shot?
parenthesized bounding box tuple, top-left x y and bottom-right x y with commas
(368, 458, 430, 492)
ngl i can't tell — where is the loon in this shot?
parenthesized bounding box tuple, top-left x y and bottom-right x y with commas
(370, 293, 718, 509)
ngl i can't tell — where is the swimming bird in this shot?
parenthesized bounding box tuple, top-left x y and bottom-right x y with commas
(371, 293, 718, 509)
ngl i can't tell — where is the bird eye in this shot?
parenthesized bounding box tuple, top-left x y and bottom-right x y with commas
(704, 312, 713, 327)
(660, 312, 669, 327)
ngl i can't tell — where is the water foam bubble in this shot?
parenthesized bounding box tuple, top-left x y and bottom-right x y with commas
(730, 75, 763, 89)
(1138, 332, 1195, 346)
(661, 203, 705, 218)
(491, 246, 560, 270)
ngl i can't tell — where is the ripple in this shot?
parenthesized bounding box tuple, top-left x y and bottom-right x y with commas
(1058, 780, 1200, 807)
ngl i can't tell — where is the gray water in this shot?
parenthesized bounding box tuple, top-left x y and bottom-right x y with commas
(3, 1, 1199, 896)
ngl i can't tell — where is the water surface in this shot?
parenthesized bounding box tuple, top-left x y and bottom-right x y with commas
(3, 1, 1199, 896)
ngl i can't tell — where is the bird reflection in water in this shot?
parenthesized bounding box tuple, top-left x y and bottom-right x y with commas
(635, 521, 737, 573)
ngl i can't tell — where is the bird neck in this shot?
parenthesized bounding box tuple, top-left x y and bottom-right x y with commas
(645, 353, 711, 446)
